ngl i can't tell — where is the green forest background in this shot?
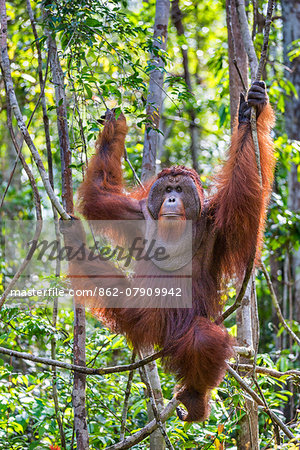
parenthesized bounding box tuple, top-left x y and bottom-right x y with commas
(0, 0, 299, 448)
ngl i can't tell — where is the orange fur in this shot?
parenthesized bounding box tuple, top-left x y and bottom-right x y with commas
(65, 104, 275, 422)
(210, 103, 275, 280)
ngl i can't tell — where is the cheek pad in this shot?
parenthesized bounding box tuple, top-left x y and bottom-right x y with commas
(147, 177, 201, 220)
(147, 178, 166, 219)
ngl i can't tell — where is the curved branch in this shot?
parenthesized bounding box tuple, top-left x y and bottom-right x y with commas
(105, 397, 179, 450)
(0, 346, 163, 375)
(218, 254, 255, 323)
(231, 363, 300, 379)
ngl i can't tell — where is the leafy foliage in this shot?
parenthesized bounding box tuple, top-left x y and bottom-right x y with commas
(0, 0, 299, 448)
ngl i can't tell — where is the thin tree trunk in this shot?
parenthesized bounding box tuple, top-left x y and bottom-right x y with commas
(282, 0, 300, 326)
(171, 0, 199, 172)
(236, 279, 259, 450)
(142, 349, 166, 450)
(226, 0, 248, 130)
(141, 0, 170, 182)
(226, 3, 259, 446)
(269, 252, 282, 349)
(140, 3, 170, 448)
(44, 19, 89, 448)
(73, 304, 89, 449)
(235, 0, 258, 79)
(47, 34, 73, 213)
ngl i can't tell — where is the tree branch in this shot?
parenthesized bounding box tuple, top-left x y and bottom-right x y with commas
(218, 254, 255, 323)
(140, 363, 174, 449)
(105, 397, 179, 450)
(124, 148, 145, 191)
(231, 363, 300, 379)
(261, 262, 300, 347)
(0, 346, 163, 374)
(235, 0, 275, 187)
(227, 365, 297, 441)
(235, 0, 258, 79)
(120, 352, 136, 441)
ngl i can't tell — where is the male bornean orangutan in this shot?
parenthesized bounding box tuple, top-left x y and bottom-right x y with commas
(60, 81, 275, 422)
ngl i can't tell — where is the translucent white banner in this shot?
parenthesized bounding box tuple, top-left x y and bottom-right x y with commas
(4, 219, 193, 308)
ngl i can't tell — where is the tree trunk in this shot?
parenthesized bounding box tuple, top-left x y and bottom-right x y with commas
(142, 349, 166, 450)
(45, 23, 89, 448)
(282, 0, 300, 325)
(171, 0, 199, 172)
(226, 0, 248, 131)
(73, 304, 89, 449)
(236, 279, 259, 450)
(141, 0, 170, 182)
(226, 2, 259, 447)
(47, 35, 73, 214)
(141, 3, 170, 447)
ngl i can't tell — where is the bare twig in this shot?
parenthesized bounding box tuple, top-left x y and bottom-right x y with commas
(124, 148, 145, 190)
(83, 56, 109, 110)
(0, 142, 22, 208)
(218, 254, 255, 323)
(231, 363, 300, 379)
(120, 352, 136, 441)
(0, 346, 162, 375)
(99, 398, 131, 433)
(227, 365, 297, 441)
(253, 378, 281, 445)
(68, 62, 88, 171)
(256, 0, 275, 81)
(27, 53, 50, 130)
(261, 262, 300, 347)
(1, 49, 49, 209)
(233, 59, 247, 92)
(105, 397, 179, 450)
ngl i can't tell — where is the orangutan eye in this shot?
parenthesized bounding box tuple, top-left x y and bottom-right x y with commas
(176, 186, 182, 193)
(166, 186, 172, 193)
